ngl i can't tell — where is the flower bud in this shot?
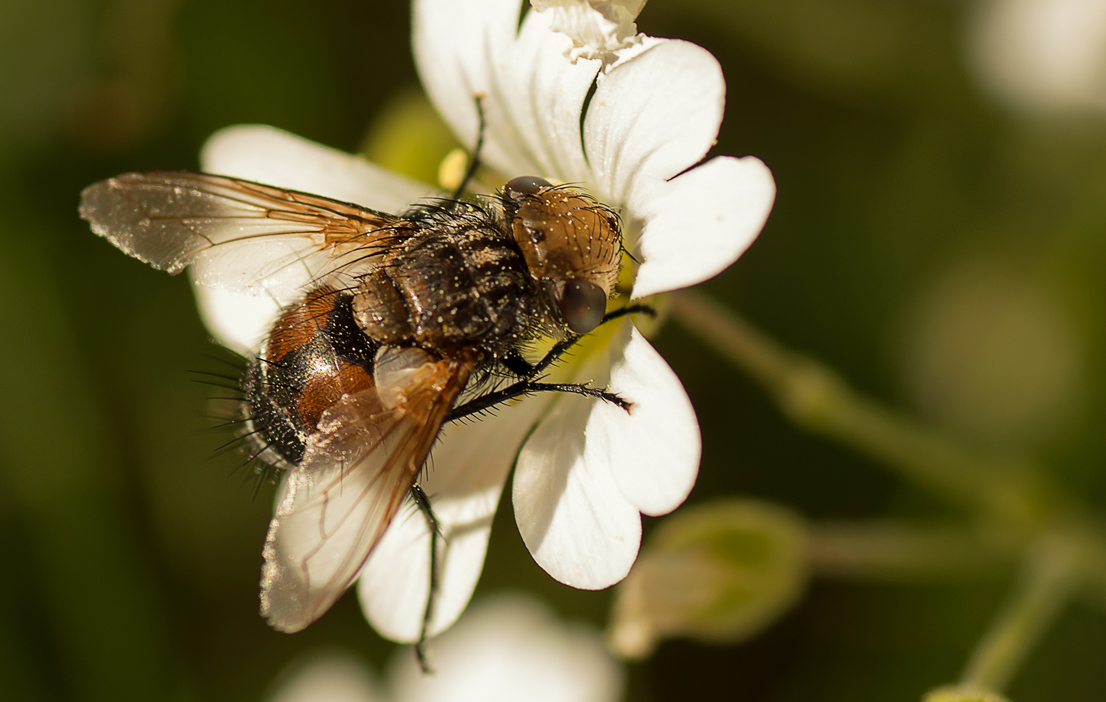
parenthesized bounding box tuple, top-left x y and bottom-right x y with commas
(924, 685, 1011, 702)
(607, 499, 807, 659)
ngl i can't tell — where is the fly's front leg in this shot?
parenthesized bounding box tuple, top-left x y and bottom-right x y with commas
(509, 302, 657, 378)
(447, 304, 656, 422)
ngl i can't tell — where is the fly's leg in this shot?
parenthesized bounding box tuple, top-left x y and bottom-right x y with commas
(601, 302, 656, 325)
(449, 96, 486, 201)
(448, 378, 630, 421)
(512, 303, 657, 377)
(410, 483, 441, 674)
(504, 302, 657, 377)
(447, 304, 656, 422)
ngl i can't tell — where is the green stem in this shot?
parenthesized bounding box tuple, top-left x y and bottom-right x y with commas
(960, 536, 1081, 692)
(669, 290, 1057, 530)
(670, 290, 1106, 691)
(807, 521, 1011, 582)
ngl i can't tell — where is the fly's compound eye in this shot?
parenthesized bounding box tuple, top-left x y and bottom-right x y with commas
(503, 176, 551, 202)
(559, 279, 607, 334)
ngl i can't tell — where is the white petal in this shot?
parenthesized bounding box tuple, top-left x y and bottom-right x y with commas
(583, 39, 724, 207)
(413, 0, 527, 172)
(513, 374, 642, 589)
(631, 154, 775, 298)
(201, 124, 433, 211)
(190, 285, 280, 355)
(589, 323, 699, 516)
(389, 594, 623, 702)
(413, 0, 600, 181)
(413, 0, 520, 142)
(532, 0, 646, 63)
(357, 395, 548, 642)
(356, 490, 490, 644)
(191, 126, 437, 350)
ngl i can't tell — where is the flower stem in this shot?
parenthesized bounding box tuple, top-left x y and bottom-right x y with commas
(807, 521, 1011, 582)
(959, 536, 1081, 693)
(669, 290, 1058, 530)
(670, 290, 1106, 690)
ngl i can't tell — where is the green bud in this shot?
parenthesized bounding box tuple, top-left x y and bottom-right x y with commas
(607, 499, 807, 659)
(923, 685, 1011, 702)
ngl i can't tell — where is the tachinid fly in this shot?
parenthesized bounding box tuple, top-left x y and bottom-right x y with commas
(78, 169, 626, 640)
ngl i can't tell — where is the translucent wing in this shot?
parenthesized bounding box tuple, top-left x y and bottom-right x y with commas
(260, 347, 476, 633)
(79, 172, 417, 297)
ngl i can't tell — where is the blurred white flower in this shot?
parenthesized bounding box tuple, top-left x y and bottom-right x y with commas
(969, 0, 1106, 114)
(195, 0, 774, 644)
(267, 594, 623, 702)
(269, 649, 384, 702)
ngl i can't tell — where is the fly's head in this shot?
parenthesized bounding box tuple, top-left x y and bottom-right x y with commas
(501, 176, 622, 335)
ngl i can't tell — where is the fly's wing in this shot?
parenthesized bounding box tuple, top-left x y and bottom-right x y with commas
(260, 347, 476, 633)
(79, 172, 416, 297)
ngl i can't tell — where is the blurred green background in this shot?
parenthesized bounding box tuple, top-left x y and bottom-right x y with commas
(3, 0, 1106, 700)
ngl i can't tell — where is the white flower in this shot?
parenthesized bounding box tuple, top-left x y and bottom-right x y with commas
(530, 0, 646, 63)
(267, 594, 624, 702)
(195, 0, 774, 645)
(968, 0, 1106, 114)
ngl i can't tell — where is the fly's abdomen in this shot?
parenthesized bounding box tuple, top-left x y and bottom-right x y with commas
(243, 286, 378, 467)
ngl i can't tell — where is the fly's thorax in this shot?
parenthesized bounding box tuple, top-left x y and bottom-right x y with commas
(501, 177, 622, 335)
(351, 210, 542, 352)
